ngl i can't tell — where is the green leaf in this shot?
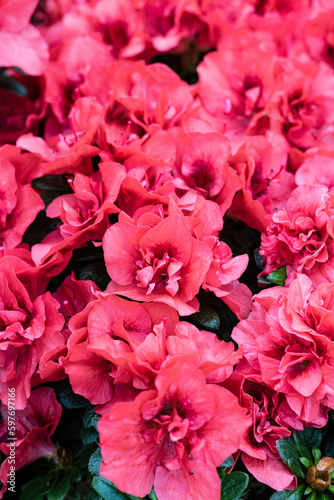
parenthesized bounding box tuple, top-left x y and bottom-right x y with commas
(299, 457, 311, 468)
(293, 431, 312, 463)
(83, 406, 97, 427)
(89, 448, 102, 476)
(10, 66, 28, 75)
(190, 304, 220, 330)
(69, 465, 81, 482)
(86, 491, 103, 500)
(276, 438, 305, 477)
(0, 74, 28, 96)
(92, 476, 130, 500)
(221, 456, 234, 468)
(258, 274, 274, 286)
(254, 248, 264, 270)
(267, 266, 287, 286)
(276, 437, 299, 462)
(218, 467, 226, 482)
(83, 406, 101, 431)
(317, 493, 332, 500)
(287, 458, 305, 479)
(312, 449, 322, 466)
(269, 484, 305, 500)
(47, 474, 71, 500)
(81, 425, 99, 445)
(21, 476, 52, 500)
(56, 380, 90, 409)
(298, 428, 323, 452)
(220, 471, 249, 500)
(148, 491, 158, 500)
(74, 443, 97, 468)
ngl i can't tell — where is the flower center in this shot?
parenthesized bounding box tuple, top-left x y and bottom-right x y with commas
(189, 159, 216, 192)
(135, 249, 182, 296)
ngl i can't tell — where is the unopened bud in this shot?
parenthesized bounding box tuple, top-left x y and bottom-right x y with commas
(306, 457, 334, 491)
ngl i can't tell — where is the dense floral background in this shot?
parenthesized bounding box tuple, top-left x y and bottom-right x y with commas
(2, 0, 334, 499)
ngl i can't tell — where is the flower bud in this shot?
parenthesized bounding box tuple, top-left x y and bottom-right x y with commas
(316, 457, 334, 473)
(306, 457, 334, 491)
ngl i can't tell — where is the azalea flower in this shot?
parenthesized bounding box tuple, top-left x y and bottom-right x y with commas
(269, 58, 334, 149)
(226, 372, 296, 491)
(0, 0, 48, 76)
(232, 274, 334, 425)
(0, 153, 43, 248)
(99, 359, 250, 500)
(229, 132, 295, 232)
(104, 214, 213, 315)
(0, 387, 61, 499)
(197, 35, 276, 147)
(62, 291, 183, 402)
(260, 185, 334, 286)
(0, 261, 65, 410)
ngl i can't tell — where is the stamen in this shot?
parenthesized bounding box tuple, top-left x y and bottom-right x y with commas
(120, 120, 132, 145)
(151, 170, 165, 191)
(161, 316, 167, 353)
(68, 115, 78, 142)
(63, 300, 73, 318)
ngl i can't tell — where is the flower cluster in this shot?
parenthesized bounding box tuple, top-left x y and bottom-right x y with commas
(2, 0, 334, 499)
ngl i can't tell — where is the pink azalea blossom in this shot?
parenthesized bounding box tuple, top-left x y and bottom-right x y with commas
(62, 288, 243, 409)
(108, 60, 194, 131)
(0, 71, 46, 145)
(62, 293, 178, 405)
(247, 0, 311, 16)
(232, 274, 334, 424)
(17, 97, 104, 177)
(202, 237, 252, 319)
(0, 153, 43, 248)
(37, 274, 101, 383)
(31, 157, 124, 266)
(295, 153, 334, 190)
(99, 359, 250, 500)
(229, 132, 295, 232)
(226, 373, 296, 491)
(0, 387, 61, 498)
(173, 131, 243, 215)
(260, 184, 334, 286)
(104, 214, 213, 315)
(269, 58, 334, 149)
(303, 10, 334, 66)
(167, 321, 243, 383)
(0, 261, 65, 410)
(197, 35, 276, 147)
(0, 244, 71, 299)
(0, 0, 49, 76)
